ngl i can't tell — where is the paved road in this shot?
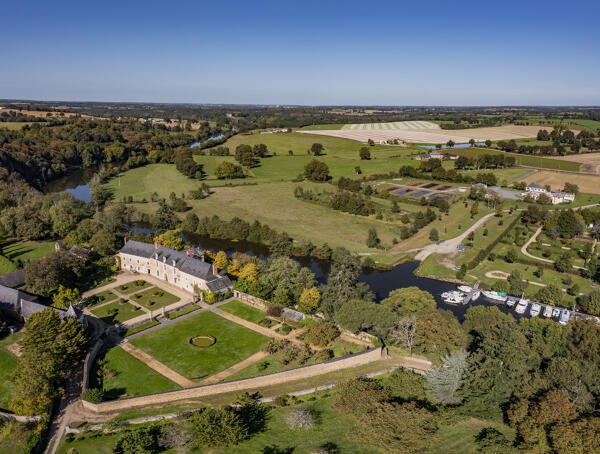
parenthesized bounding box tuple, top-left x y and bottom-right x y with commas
(415, 212, 498, 261)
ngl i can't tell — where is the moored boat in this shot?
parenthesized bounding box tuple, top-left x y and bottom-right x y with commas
(559, 309, 571, 325)
(481, 290, 507, 302)
(530, 303, 541, 317)
(543, 305, 553, 317)
(515, 297, 528, 314)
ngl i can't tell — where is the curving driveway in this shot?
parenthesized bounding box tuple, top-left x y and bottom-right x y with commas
(415, 212, 498, 261)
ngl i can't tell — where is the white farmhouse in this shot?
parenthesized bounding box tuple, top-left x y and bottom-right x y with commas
(523, 182, 575, 205)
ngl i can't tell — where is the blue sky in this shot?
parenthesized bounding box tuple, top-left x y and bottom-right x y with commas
(1, 0, 599, 105)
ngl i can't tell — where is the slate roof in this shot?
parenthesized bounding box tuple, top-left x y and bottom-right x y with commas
(0, 269, 26, 288)
(118, 240, 233, 290)
(0, 283, 74, 320)
(526, 182, 545, 190)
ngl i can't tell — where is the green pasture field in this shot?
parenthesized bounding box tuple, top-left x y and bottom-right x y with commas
(455, 213, 521, 265)
(466, 167, 532, 183)
(105, 164, 200, 201)
(93, 346, 180, 400)
(571, 119, 600, 130)
(130, 181, 420, 254)
(130, 311, 268, 380)
(390, 200, 494, 254)
(0, 333, 21, 410)
(209, 131, 420, 158)
(454, 147, 581, 172)
(299, 123, 345, 130)
(129, 287, 179, 309)
(219, 300, 266, 324)
(91, 299, 144, 324)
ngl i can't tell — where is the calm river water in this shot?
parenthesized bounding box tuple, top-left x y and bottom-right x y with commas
(44, 171, 514, 322)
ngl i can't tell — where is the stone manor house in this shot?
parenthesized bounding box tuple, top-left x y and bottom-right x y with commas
(117, 240, 233, 295)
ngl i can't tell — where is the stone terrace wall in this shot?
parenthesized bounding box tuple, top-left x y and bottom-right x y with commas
(82, 346, 384, 413)
(233, 290, 268, 310)
(0, 411, 41, 423)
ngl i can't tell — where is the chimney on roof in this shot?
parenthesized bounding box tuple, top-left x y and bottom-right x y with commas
(124, 236, 127, 245)
(212, 263, 218, 276)
(154, 240, 161, 249)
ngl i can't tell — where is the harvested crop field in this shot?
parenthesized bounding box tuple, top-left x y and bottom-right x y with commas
(342, 120, 439, 130)
(299, 125, 544, 144)
(552, 153, 600, 174)
(522, 171, 600, 194)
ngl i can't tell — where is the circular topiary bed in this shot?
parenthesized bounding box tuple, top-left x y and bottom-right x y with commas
(190, 335, 216, 348)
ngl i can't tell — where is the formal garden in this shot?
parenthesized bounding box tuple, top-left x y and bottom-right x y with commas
(90, 299, 144, 324)
(129, 311, 269, 380)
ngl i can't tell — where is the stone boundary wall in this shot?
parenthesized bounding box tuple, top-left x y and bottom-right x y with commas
(0, 411, 41, 423)
(233, 290, 268, 311)
(340, 328, 378, 344)
(82, 339, 104, 391)
(82, 347, 384, 413)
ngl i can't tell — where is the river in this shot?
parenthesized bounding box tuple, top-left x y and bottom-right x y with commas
(43, 168, 95, 203)
(128, 227, 516, 321)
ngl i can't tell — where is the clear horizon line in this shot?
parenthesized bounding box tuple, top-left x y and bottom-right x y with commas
(1, 98, 600, 109)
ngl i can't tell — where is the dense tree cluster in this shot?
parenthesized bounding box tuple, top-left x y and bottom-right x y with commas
(10, 308, 88, 416)
(174, 148, 203, 179)
(454, 154, 516, 169)
(0, 118, 215, 189)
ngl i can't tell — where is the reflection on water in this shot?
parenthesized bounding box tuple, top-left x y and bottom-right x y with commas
(43, 168, 95, 203)
(122, 227, 518, 321)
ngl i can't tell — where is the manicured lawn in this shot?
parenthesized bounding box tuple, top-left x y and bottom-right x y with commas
(88, 290, 118, 306)
(219, 300, 266, 324)
(123, 320, 160, 337)
(131, 311, 269, 380)
(91, 299, 144, 324)
(0, 333, 21, 411)
(94, 346, 180, 400)
(0, 238, 54, 275)
(117, 280, 152, 294)
(166, 304, 201, 319)
(432, 418, 514, 454)
(129, 287, 179, 309)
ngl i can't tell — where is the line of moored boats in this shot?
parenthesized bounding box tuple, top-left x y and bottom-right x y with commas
(441, 286, 575, 325)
